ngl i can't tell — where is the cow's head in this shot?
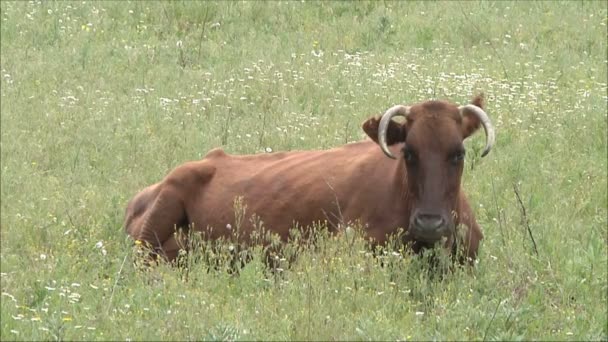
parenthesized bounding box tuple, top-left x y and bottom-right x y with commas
(362, 95, 494, 244)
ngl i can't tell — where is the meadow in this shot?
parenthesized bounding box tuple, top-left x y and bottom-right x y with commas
(1, 1, 606, 340)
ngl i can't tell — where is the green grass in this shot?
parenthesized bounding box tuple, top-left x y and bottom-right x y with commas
(1, 1, 606, 340)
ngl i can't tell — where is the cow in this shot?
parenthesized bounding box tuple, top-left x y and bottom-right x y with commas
(124, 95, 495, 267)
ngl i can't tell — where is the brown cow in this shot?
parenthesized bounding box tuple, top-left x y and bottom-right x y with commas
(124, 95, 494, 266)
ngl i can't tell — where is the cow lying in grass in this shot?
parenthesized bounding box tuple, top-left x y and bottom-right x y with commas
(125, 95, 494, 268)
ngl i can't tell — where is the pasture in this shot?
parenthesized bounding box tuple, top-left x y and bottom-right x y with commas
(1, 1, 606, 340)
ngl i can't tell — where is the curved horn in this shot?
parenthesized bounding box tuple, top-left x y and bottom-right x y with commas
(459, 104, 495, 157)
(378, 105, 410, 159)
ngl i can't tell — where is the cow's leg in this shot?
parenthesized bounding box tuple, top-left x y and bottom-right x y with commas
(136, 186, 187, 261)
(461, 221, 482, 264)
(160, 230, 189, 262)
(227, 244, 253, 275)
(261, 248, 300, 279)
(455, 196, 484, 265)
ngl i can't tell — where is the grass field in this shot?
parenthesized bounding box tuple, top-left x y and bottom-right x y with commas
(1, 1, 607, 340)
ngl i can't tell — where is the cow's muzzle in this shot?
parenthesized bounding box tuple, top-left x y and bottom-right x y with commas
(409, 213, 450, 243)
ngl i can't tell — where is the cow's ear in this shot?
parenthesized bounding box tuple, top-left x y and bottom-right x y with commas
(461, 94, 484, 139)
(362, 116, 406, 145)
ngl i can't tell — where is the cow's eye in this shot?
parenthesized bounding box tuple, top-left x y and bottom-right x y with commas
(451, 150, 465, 164)
(403, 148, 416, 164)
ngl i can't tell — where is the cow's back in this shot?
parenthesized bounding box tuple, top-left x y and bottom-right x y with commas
(182, 142, 408, 242)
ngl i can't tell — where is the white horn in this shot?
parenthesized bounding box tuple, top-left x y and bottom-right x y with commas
(459, 104, 495, 157)
(378, 105, 410, 159)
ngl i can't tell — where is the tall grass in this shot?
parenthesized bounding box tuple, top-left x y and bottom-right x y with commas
(1, 1, 606, 340)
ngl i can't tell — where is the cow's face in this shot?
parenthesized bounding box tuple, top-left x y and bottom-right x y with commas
(362, 96, 494, 244)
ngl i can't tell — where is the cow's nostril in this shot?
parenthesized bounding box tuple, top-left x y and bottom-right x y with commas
(414, 214, 445, 230)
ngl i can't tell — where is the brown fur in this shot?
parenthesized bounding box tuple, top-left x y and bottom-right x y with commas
(125, 96, 487, 264)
